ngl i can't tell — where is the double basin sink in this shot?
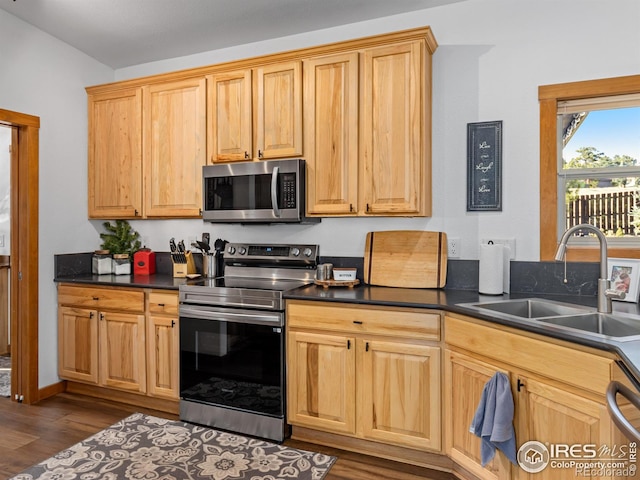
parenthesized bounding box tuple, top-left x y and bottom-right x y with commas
(459, 298, 640, 342)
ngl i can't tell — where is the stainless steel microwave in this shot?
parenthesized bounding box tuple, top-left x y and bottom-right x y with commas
(202, 159, 319, 224)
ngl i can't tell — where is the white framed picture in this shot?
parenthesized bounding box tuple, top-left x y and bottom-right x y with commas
(607, 258, 640, 303)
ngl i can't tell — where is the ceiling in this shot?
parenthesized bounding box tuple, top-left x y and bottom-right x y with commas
(1, 0, 462, 69)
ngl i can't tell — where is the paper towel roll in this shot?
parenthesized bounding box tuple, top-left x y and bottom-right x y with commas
(479, 243, 504, 295)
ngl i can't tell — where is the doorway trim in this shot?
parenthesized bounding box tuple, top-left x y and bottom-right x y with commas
(0, 108, 39, 404)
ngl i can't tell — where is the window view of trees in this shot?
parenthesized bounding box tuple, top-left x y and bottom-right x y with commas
(561, 107, 640, 237)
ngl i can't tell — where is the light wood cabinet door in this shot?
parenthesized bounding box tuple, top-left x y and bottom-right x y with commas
(147, 314, 179, 399)
(58, 306, 99, 384)
(88, 88, 143, 218)
(287, 330, 356, 435)
(98, 310, 146, 393)
(516, 377, 612, 480)
(254, 61, 302, 159)
(208, 70, 252, 163)
(445, 350, 512, 480)
(361, 41, 426, 215)
(144, 77, 206, 217)
(358, 339, 441, 451)
(303, 53, 359, 215)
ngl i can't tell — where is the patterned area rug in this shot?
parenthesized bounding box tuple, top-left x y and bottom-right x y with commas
(0, 355, 9, 398)
(9, 413, 336, 480)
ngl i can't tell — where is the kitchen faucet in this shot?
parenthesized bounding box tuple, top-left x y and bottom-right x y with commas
(555, 223, 624, 313)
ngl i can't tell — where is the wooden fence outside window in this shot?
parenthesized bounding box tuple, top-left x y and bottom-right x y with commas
(566, 188, 640, 235)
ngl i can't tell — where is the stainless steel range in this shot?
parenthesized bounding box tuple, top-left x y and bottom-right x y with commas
(178, 243, 318, 442)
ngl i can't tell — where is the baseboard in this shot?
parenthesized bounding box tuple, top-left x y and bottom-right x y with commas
(38, 380, 66, 401)
(291, 426, 452, 473)
(65, 382, 179, 415)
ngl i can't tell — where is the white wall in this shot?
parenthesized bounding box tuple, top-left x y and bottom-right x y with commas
(2, 0, 640, 389)
(115, 0, 640, 262)
(0, 9, 113, 387)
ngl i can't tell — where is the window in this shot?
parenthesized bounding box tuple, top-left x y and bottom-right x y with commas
(539, 75, 640, 261)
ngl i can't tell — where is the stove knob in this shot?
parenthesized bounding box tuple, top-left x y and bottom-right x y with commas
(291, 247, 300, 257)
(238, 246, 247, 255)
(227, 246, 236, 255)
(303, 247, 313, 257)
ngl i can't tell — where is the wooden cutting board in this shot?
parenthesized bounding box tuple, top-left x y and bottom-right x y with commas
(364, 230, 447, 288)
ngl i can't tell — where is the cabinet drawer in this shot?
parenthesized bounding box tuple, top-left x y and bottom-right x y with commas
(148, 291, 179, 316)
(287, 301, 440, 341)
(58, 284, 144, 313)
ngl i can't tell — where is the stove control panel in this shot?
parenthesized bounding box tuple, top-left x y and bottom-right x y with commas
(225, 243, 319, 264)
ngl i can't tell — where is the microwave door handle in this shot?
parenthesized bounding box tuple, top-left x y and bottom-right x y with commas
(271, 166, 281, 217)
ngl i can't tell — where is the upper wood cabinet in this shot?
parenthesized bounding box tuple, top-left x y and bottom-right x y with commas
(87, 78, 205, 219)
(304, 53, 359, 215)
(208, 61, 302, 163)
(144, 77, 206, 217)
(304, 35, 435, 216)
(88, 88, 143, 218)
(208, 70, 253, 162)
(86, 27, 436, 219)
(361, 41, 428, 215)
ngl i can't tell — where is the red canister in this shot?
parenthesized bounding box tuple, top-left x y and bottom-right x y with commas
(133, 248, 156, 275)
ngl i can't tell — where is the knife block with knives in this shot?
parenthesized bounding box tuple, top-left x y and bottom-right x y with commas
(170, 238, 197, 278)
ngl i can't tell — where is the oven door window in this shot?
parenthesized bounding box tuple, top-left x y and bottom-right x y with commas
(180, 316, 284, 417)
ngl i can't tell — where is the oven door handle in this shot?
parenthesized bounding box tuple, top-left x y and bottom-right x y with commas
(180, 304, 283, 327)
(271, 166, 281, 218)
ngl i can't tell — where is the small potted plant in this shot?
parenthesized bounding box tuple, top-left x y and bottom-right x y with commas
(99, 220, 141, 275)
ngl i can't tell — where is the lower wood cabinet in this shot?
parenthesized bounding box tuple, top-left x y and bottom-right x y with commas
(444, 314, 634, 480)
(58, 305, 99, 384)
(286, 300, 442, 453)
(147, 291, 180, 399)
(358, 338, 441, 450)
(58, 284, 179, 402)
(288, 330, 356, 435)
(98, 310, 146, 392)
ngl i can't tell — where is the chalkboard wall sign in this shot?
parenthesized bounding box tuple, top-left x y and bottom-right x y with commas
(467, 120, 502, 211)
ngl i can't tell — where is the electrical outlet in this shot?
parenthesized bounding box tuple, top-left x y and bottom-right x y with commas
(448, 237, 461, 258)
(481, 237, 516, 259)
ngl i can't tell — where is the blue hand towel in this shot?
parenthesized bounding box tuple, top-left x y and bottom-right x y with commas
(469, 371, 518, 466)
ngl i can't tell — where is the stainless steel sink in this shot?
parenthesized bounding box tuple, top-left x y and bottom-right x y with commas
(461, 298, 591, 318)
(538, 313, 640, 339)
(458, 298, 640, 341)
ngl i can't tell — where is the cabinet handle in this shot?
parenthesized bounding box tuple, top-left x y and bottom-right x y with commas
(92, 296, 99, 301)
(258, 149, 263, 158)
(171, 320, 175, 328)
(349, 204, 353, 212)
(100, 313, 105, 321)
(366, 342, 370, 352)
(134, 209, 139, 216)
(199, 208, 202, 216)
(244, 151, 249, 159)
(158, 303, 165, 307)
(347, 340, 351, 349)
(89, 312, 94, 319)
(517, 378, 525, 392)
(366, 203, 370, 212)
(353, 320, 363, 325)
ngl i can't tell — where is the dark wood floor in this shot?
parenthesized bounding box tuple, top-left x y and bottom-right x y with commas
(0, 393, 454, 479)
